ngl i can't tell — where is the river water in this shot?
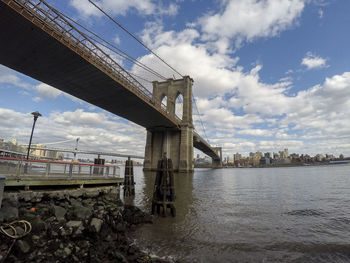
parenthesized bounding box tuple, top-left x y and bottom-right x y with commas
(125, 165, 350, 263)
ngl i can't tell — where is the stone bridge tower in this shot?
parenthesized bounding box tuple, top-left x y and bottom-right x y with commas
(212, 147, 223, 168)
(143, 76, 194, 172)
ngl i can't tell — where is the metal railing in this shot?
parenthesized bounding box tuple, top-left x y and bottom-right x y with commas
(0, 157, 121, 178)
(3, 0, 180, 124)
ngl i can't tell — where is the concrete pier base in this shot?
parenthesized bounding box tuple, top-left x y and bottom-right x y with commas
(144, 77, 194, 172)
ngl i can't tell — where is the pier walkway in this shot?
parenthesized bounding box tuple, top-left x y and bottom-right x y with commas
(0, 157, 123, 189)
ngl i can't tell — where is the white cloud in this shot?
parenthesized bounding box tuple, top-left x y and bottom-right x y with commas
(199, 0, 305, 51)
(114, 35, 121, 45)
(0, 108, 146, 156)
(0, 65, 30, 89)
(301, 52, 328, 70)
(33, 83, 63, 101)
(318, 8, 324, 18)
(70, 0, 178, 18)
(134, 21, 350, 156)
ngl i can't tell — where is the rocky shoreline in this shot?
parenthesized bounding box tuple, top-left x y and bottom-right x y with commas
(0, 186, 168, 263)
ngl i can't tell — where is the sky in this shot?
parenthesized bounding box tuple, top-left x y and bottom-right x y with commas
(1, 0, 350, 159)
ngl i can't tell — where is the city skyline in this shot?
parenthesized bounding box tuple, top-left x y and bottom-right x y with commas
(1, 0, 350, 157)
(1, 137, 347, 165)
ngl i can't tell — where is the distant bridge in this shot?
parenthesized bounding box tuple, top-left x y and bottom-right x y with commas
(0, 0, 222, 171)
(30, 146, 145, 159)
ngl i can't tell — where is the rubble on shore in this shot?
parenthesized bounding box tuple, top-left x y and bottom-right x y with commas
(0, 186, 167, 263)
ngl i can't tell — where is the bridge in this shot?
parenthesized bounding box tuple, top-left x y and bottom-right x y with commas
(0, 0, 222, 172)
(29, 146, 145, 160)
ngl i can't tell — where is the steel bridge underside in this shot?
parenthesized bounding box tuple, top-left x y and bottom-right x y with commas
(0, 1, 220, 161)
(193, 132, 221, 161)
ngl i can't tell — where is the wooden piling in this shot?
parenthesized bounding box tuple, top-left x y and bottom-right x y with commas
(151, 157, 176, 217)
(123, 157, 135, 197)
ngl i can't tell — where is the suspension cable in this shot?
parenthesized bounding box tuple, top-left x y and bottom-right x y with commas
(55, 8, 167, 81)
(129, 72, 153, 84)
(88, 0, 183, 78)
(193, 94, 209, 143)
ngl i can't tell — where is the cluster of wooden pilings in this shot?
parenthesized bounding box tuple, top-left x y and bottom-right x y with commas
(151, 157, 176, 217)
(123, 157, 135, 197)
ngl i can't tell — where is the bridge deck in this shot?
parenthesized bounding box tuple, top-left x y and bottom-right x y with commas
(0, 0, 177, 129)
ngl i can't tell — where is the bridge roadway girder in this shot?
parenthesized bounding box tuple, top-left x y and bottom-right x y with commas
(0, 1, 177, 130)
(193, 134, 222, 168)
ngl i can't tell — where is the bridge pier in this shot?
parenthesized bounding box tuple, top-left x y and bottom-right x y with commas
(144, 77, 194, 173)
(212, 147, 223, 168)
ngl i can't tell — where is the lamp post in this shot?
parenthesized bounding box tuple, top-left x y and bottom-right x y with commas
(26, 111, 42, 160)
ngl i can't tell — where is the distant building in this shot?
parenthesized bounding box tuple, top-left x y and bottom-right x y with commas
(11, 138, 18, 146)
(226, 156, 234, 165)
(234, 153, 242, 161)
(272, 158, 291, 165)
(195, 156, 211, 166)
(315, 154, 324, 162)
(259, 157, 271, 165)
(30, 144, 58, 159)
(264, 152, 271, 158)
(279, 148, 289, 158)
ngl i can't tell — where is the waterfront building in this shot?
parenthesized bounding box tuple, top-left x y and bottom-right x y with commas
(30, 143, 58, 159)
(264, 152, 271, 159)
(259, 157, 271, 165)
(226, 156, 234, 165)
(272, 158, 291, 165)
(234, 153, 242, 161)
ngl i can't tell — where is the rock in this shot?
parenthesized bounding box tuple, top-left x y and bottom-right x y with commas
(72, 206, 92, 220)
(53, 205, 66, 221)
(46, 216, 56, 222)
(48, 191, 65, 200)
(116, 223, 126, 232)
(69, 189, 84, 198)
(128, 245, 136, 255)
(16, 240, 30, 254)
(60, 227, 72, 236)
(90, 218, 103, 233)
(0, 205, 18, 222)
(54, 248, 70, 259)
(114, 251, 128, 263)
(64, 247, 72, 257)
(103, 234, 116, 242)
(21, 210, 36, 221)
(21, 192, 32, 202)
(66, 220, 83, 228)
(85, 189, 100, 198)
(82, 199, 92, 206)
(77, 240, 90, 249)
(31, 216, 47, 234)
(15, 226, 25, 236)
(66, 220, 84, 236)
(30, 192, 43, 202)
(32, 235, 40, 242)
